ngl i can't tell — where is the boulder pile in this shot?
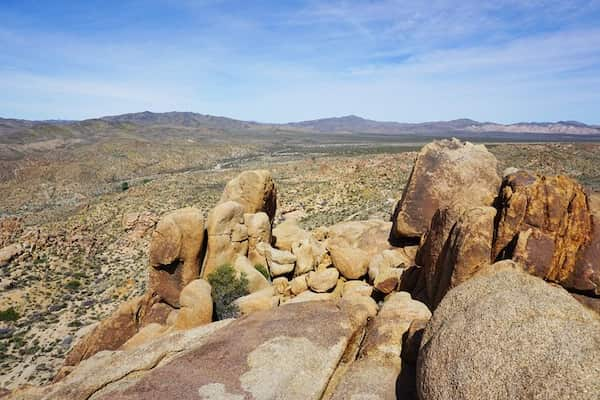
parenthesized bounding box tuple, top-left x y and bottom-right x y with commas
(7, 139, 600, 400)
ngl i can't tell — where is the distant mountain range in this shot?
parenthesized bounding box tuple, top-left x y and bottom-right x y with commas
(2, 111, 600, 145)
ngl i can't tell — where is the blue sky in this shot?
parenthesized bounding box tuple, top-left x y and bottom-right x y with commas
(1, 0, 600, 123)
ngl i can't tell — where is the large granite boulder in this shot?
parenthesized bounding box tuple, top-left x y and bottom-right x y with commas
(201, 201, 248, 278)
(148, 207, 205, 307)
(494, 171, 600, 295)
(14, 301, 369, 400)
(416, 206, 496, 308)
(417, 261, 600, 400)
(391, 139, 500, 241)
(219, 170, 277, 221)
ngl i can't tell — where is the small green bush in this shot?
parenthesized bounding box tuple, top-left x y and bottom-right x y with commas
(66, 279, 81, 291)
(0, 307, 19, 322)
(254, 264, 270, 280)
(121, 181, 129, 191)
(207, 264, 249, 320)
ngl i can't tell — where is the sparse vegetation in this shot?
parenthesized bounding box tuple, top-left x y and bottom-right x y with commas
(207, 264, 249, 320)
(254, 264, 270, 280)
(121, 181, 129, 191)
(0, 307, 20, 322)
(65, 279, 81, 291)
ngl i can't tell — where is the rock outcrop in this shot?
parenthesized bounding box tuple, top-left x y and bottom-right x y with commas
(331, 292, 431, 400)
(173, 279, 213, 330)
(417, 261, 600, 400)
(493, 171, 600, 295)
(202, 201, 248, 278)
(13, 301, 369, 400)
(148, 207, 205, 307)
(391, 139, 500, 241)
(219, 170, 277, 221)
(416, 206, 496, 308)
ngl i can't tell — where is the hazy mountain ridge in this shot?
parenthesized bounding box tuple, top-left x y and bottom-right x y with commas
(1, 112, 600, 148)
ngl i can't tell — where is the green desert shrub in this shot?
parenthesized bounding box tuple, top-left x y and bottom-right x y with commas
(120, 181, 129, 191)
(254, 264, 270, 280)
(207, 264, 249, 320)
(66, 279, 81, 291)
(0, 307, 19, 322)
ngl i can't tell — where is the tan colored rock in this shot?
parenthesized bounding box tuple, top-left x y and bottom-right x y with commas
(290, 275, 308, 295)
(331, 292, 431, 400)
(202, 201, 248, 278)
(62, 293, 169, 369)
(244, 212, 271, 268)
(342, 280, 373, 298)
(234, 287, 279, 315)
(391, 138, 500, 240)
(329, 245, 369, 279)
(272, 277, 289, 295)
(261, 243, 296, 276)
(292, 237, 326, 275)
(272, 219, 310, 251)
(327, 219, 393, 256)
(173, 279, 213, 330)
(0, 243, 22, 267)
(368, 248, 412, 282)
(284, 291, 333, 304)
(417, 206, 496, 308)
(219, 170, 277, 220)
(148, 207, 205, 307)
(233, 255, 270, 293)
(417, 261, 600, 400)
(120, 323, 168, 351)
(339, 295, 378, 318)
(373, 267, 402, 294)
(307, 268, 339, 292)
(493, 171, 600, 295)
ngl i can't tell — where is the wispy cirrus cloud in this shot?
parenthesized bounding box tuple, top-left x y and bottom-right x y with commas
(0, 0, 599, 123)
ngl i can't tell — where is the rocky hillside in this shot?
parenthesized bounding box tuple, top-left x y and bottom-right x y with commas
(2, 138, 599, 400)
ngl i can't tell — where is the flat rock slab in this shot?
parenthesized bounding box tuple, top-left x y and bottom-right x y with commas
(95, 301, 366, 400)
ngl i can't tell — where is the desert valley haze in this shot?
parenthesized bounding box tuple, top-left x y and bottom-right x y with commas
(1, 1, 600, 399)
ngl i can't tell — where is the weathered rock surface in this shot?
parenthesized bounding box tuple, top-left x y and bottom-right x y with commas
(219, 170, 277, 221)
(272, 219, 310, 252)
(494, 171, 600, 295)
(260, 243, 296, 276)
(244, 212, 271, 268)
(202, 201, 248, 278)
(61, 292, 171, 370)
(391, 139, 500, 241)
(307, 268, 339, 292)
(173, 279, 213, 330)
(148, 207, 205, 307)
(417, 261, 600, 400)
(12, 302, 369, 400)
(0, 243, 22, 267)
(331, 292, 431, 400)
(234, 287, 279, 316)
(292, 237, 326, 275)
(329, 245, 369, 279)
(417, 206, 496, 308)
(327, 220, 394, 256)
(290, 275, 308, 295)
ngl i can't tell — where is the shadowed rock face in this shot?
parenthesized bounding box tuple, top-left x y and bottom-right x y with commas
(391, 138, 500, 241)
(417, 261, 600, 400)
(493, 171, 600, 295)
(148, 207, 205, 307)
(416, 206, 496, 308)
